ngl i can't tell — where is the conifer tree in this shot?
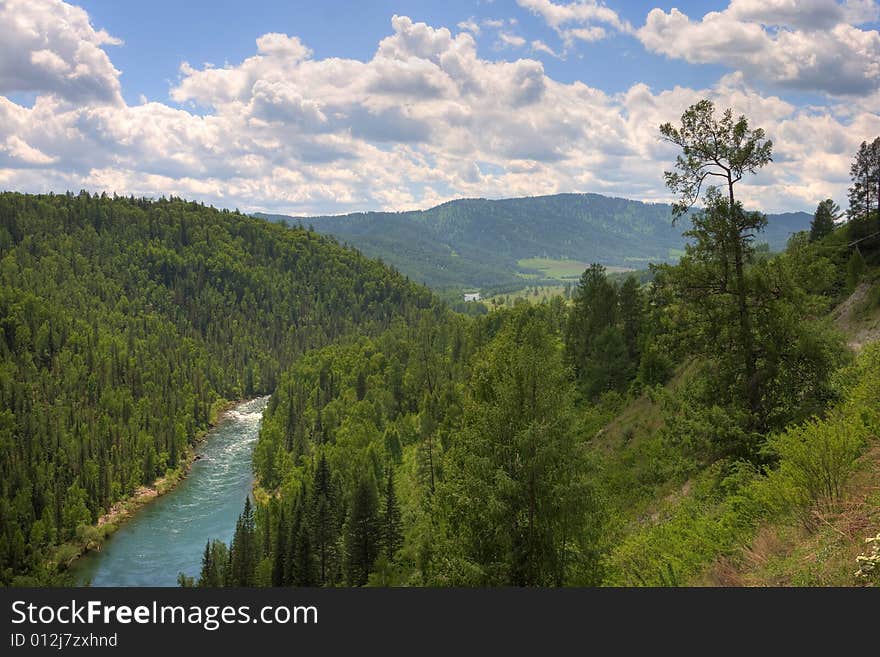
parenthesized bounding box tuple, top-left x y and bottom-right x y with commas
(618, 276, 644, 364)
(809, 199, 840, 242)
(380, 467, 403, 561)
(197, 539, 229, 587)
(229, 497, 257, 586)
(564, 264, 617, 383)
(312, 454, 338, 586)
(271, 507, 287, 587)
(344, 476, 380, 586)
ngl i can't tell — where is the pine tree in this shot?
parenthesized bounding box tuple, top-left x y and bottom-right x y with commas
(847, 139, 880, 226)
(809, 199, 840, 242)
(564, 263, 617, 382)
(660, 100, 772, 418)
(229, 497, 257, 586)
(312, 453, 338, 586)
(271, 507, 287, 587)
(344, 476, 380, 586)
(198, 539, 229, 587)
(618, 276, 644, 363)
(380, 467, 403, 561)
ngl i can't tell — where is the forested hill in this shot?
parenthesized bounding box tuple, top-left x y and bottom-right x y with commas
(0, 191, 432, 585)
(257, 193, 811, 289)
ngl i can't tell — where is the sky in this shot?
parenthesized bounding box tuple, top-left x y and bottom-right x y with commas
(1, 0, 879, 215)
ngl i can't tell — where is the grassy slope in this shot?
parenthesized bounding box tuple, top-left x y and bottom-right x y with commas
(699, 442, 880, 586)
(591, 276, 880, 587)
(699, 275, 880, 586)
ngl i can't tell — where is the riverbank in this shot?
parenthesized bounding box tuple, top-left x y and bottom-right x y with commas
(50, 398, 241, 577)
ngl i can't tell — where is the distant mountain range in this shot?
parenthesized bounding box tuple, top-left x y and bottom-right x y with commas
(256, 193, 812, 291)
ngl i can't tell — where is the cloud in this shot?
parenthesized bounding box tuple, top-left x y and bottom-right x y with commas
(0, 0, 122, 105)
(2, 135, 56, 165)
(517, 0, 631, 46)
(531, 40, 560, 57)
(637, 1, 880, 96)
(497, 32, 527, 48)
(1, 4, 878, 217)
(457, 18, 481, 35)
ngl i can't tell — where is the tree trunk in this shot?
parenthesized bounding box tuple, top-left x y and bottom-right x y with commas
(728, 180, 757, 418)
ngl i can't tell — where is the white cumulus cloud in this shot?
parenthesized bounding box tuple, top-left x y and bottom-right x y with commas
(637, 1, 880, 96)
(0, 0, 122, 104)
(517, 0, 632, 46)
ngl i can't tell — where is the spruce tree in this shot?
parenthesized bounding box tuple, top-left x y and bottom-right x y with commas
(229, 497, 257, 586)
(271, 507, 287, 587)
(198, 541, 213, 587)
(809, 199, 840, 242)
(380, 467, 403, 561)
(344, 476, 380, 586)
(564, 264, 617, 382)
(198, 539, 229, 587)
(618, 275, 644, 364)
(312, 453, 338, 586)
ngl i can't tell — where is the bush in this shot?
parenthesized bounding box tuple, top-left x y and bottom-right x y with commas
(762, 414, 865, 524)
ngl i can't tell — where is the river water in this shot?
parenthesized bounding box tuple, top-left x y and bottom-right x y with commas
(70, 397, 269, 586)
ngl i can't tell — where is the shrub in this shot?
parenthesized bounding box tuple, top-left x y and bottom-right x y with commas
(762, 414, 866, 524)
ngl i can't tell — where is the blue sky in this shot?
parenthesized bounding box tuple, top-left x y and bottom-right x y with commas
(1, 0, 879, 214)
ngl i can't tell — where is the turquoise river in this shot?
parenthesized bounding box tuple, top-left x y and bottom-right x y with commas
(70, 397, 268, 586)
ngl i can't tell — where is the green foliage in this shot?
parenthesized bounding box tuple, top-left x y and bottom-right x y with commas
(606, 342, 880, 586)
(198, 539, 230, 587)
(229, 305, 473, 587)
(847, 249, 866, 292)
(762, 416, 865, 521)
(177, 572, 196, 587)
(660, 99, 773, 217)
(759, 342, 880, 525)
(564, 265, 644, 398)
(344, 475, 380, 586)
(443, 306, 603, 585)
(652, 189, 848, 452)
(847, 137, 880, 224)
(604, 462, 765, 586)
(637, 342, 673, 387)
(218, 303, 606, 587)
(380, 467, 403, 561)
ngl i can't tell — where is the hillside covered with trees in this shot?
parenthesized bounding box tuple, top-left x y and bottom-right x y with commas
(0, 192, 432, 585)
(258, 194, 811, 291)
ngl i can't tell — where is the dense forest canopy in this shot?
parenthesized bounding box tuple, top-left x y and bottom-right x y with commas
(0, 191, 431, 585)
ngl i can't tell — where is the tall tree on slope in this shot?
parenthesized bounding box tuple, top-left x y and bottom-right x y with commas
(660, 99, 773, 415)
